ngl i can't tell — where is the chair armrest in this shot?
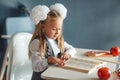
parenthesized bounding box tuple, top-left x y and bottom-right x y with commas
(1, 35, 11, 39)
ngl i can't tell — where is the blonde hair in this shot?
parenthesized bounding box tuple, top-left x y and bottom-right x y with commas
(29, 10, 65, 58)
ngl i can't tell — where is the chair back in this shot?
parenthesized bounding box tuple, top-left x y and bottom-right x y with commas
(6, 32, 33, 80)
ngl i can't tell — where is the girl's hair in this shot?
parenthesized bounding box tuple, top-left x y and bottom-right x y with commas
(28, 10, 65, 58)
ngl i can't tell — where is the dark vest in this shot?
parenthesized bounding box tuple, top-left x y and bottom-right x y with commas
(35, 36, 61, 58)
(45, 39, 61, 58)
(45, 40, 55, 58)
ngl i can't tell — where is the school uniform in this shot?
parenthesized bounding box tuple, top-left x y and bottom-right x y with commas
(29, 37, 76, 80)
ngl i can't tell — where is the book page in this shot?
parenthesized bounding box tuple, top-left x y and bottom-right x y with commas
(62, 57, 104, 74)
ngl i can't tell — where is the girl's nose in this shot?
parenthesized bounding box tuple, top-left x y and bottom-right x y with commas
(55, 30, 59, 34)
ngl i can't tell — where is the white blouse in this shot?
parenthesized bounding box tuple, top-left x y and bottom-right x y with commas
(29, 38, 76, 72)
(47, 37, 60, 57)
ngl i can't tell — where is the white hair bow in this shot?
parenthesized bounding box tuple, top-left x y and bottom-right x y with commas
(30, 3, 67, 25)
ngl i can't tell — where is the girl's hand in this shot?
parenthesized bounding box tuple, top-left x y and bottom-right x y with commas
(47, 57, 65, 66)
(60, 53, 71, 61)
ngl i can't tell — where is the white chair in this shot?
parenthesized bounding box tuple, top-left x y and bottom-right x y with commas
(0, 32, 33, 80)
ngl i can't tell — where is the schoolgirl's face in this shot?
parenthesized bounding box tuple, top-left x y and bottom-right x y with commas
(43, 18, 63, 40)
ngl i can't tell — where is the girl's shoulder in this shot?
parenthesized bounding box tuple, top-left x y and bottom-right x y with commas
(29, 39, 40, 51)
(31, 39, 40, 44)
(30, 39, 40, 47)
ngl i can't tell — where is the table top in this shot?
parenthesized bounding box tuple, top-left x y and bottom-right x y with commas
(41, 48, 119, 80)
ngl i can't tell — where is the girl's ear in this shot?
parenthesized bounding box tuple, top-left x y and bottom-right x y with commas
(41, 23, 45, 28)
(41, 23, 46, 33)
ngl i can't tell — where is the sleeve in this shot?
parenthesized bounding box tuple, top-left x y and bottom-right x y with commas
(64, 41, 77, 57)
(29, 39, 48, 72)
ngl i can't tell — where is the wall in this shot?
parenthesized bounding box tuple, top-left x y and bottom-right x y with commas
(0, 0, 120, 68)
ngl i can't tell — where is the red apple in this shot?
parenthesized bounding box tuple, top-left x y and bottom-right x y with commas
(110, 46, 120, 56)
(97, 67, 111, 80)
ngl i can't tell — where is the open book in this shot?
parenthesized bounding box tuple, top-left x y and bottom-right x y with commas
(62, 57, 105, 74)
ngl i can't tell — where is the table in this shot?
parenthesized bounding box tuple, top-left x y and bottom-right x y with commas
(41, 48, 119, 80)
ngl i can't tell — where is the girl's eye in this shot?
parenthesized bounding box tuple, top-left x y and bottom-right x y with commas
(52, 28, 56, 30)
(51, 28, 61, 31)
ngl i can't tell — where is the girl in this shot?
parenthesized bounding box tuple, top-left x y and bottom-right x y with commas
(29, 3, 76, 80)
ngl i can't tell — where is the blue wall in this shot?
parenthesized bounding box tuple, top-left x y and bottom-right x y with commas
(62, 0, 120, 50)
(1, 0, 120, 67)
